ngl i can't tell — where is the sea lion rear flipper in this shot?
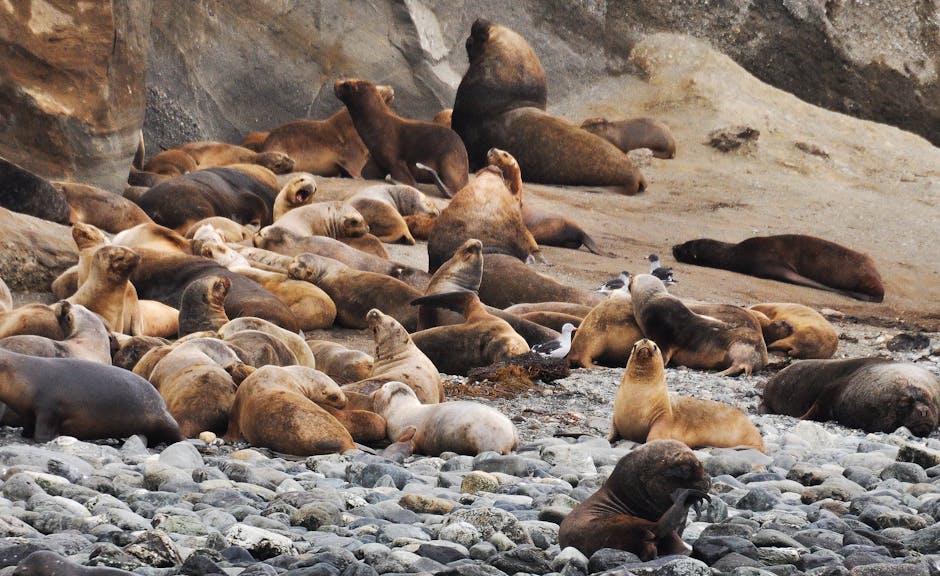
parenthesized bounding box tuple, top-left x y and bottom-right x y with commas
(415, 163, 452, 198)
(579, 232, 616, 258)
(768, 266, 860, 298)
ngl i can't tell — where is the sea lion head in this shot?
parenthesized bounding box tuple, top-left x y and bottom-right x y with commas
(628, 273, 668, 300)
(339, 203, 369, 237)
(624, 338, 665, 381)
(283, 175, 317, 207)
(893, 381, 940, 437)
(254, 151, 295, 174)
(465, 18, 493, 62)
(52, 300, 74, 336)
(366, 308, 410, 359)
(376, 84, 395, 105)
(72, 222, 109, 250)
(672, 239, 724, 264)
(207, 276, 231, 308)
(287, 253, 336, 284)
(99, 245, 141, 281)
(372, 381, 418, 415)
(334, 78, 379, 105)
(426, 239, 483, 295)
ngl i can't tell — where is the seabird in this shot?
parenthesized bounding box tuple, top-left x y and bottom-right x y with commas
(648, 254, 677, 285)
(594, 271, 632, 295)
(532, 323, 577, 359)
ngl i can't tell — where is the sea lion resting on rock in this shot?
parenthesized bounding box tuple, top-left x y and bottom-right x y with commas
(558, 440, 711, 559)
(610, 339, 765, 451)
(0, 301, 111, 364)
(54, 181, 153, 233)
(0, 156, 71, 224)
(672, 234, 885, 302)
(748, 303, 838, 359)
(372, 381, 518, 456)
(269, 201, 369, 240)
(762, 358, 940, 436)
(142, 141, 294, 176)
(580, 117, 677, 159)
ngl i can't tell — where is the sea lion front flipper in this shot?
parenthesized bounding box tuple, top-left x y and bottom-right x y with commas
(652, 488, 710, 540)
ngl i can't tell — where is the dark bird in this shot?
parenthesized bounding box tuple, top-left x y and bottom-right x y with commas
(532, 323, 577, 358)
(648, 254, 677, 285)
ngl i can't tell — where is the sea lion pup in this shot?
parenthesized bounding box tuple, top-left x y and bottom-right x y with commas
(54, 181, 153, 233)
(15, 550, 137, 576)
(226, 365, 355, 456)
(185, 217, 253, 244)
(672, 234, 885, 302)
(218, 316, 317, 369)
(342, 308, 443, 405)
(580, 117, 678, 159)
(748, 303, 839, 359)
(450, 19, 646, 194)
(147, 338, 254, 437)
(272, 174, 317, 220)
(143, 141, 295, 176)
(67, 245, 144, 335)
(426, 164, 540, 273)
(334, 78, 469, 198)
(0, 278, 10, 313)
(558, 440, 711, 560)
(112, 335, 170, 371)
(347, 184, 440, 245)
(269, 201, 370, 240)
(611, 339, 765, 451)
(112, 222, 192, 255)
(629, 274, 767, 376)
(0, 304, 64, 340)
(762, 358, 940, 436)
(177, 276, 230, 338)
(287, 253, 421, 331)
(306, 340, 373, 385)
(479, 254, 605, 309)
(0, 348, 183, 445)
(0, 302, 111, 364)
(252, 226, 430, 290)
(409, 291, 529, 376)
(372, 381, 518, 456)
(259, 85, 395, 178)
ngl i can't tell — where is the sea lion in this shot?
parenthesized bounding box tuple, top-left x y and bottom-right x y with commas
(177, 275, 230, 338)
(372, 381, 518, 456)
(432, 108, 453, 127)
(0, 348, 183, 445)
(761, 358, 940, 436)
(518, 311, 583, 332)
(567, 295, 643, 368)
(270, 201, 369, 239)
(409, 291, 529, 376)
(272, 174, 317, 220)
(143, 141, 294, 176)
(0, 303, 63, 340)
(112, 222, 193, 255)
(305, 340, 373, 385)
(347, 184, 440, 245)
(672, 235, 885, 302)
(629, 274, 768, 376)
(185, 217, 254, 244)
(610, 339, 765, 451)
(450, 19, 646, 194)
(404, 213, 437, 241)
(15, 550, 137, 576)
(349, 183, 440, 217)
(504, 302, 594, 318)
(748, 303, 839, 359)
(240, 131, 270, 152)
(0, 301, 111, 364)
(479, 254, 605, 309)
(580, 117, 678, 159)
(0, 277, 11, 313)
(51, 221, 112, 299)
(319, 403, 388, 444)
(223, 329, 299, 368)
(558, 440, 711, 560)
(259, 85, 395, 178)
(54, 181, 153, 233)
(334, 78, 469, 198)
(218, 316, 317, 369)
(287, 253, 420, 331)
(225, 365, 355, 456)
(0, 156, 71, 224)
(67, 245, 144, 335)
(112, 335, 170, 371)
(342, 308, 443, 405)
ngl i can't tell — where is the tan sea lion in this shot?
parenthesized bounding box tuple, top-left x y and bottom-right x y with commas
(287, 253, 420, 331)
(0, 348, 183, 445)
(372, 381, 518, 456)
(177, 276, 231, 338)
(143, 141, 294, 176)
(319, 404, 388, 444)
(748, 303, 839, 359)
(14, 550, 137, 576)
(558, 440, 711, 559)
(503, 302, 594, 318)
(0, 303, 63, 340)
(272, 174, 317, 220)
(185, 217, 254, 244)
(270, 201, 369, 239)
(517, 311, 583, 332)
(404, 213, 437, 241)
(54, 181, 153, 233)
(629, 274, 768, 376)
(306, 340, 373, 385)
(432, 108, 453, 127)
(218, 316, 317, 369)
(334, 78, 469, 198)
(67, 245, 144, 335)
(51, 222, 112, 300)
(225, 365, 355, 456)
(672, 235, 885, 302)
(762, 358, 940, 436)
(347, 184, 439, 245)
(0, 302, 111, 364)
(567, 294, 643, 369)
(479, 254, 605, 309)
(240, 131, 271, 152)
(580, 117, 678, 159)
(112, 222, 193, 255)
(610, 339, 765, 451)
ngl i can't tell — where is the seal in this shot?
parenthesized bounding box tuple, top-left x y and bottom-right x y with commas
(177, 276, 231, 337)
(54, 181, 153, 233)
(672, 235, 885, 302)
(305, 340, 373, 385)
(610, 339, 765, 451)
(218, 316, 318, 369)
(404, 213, 437, 241)
(450, 19, 646, 194)
(372, 381, 518, 456)
(479, 254, 605, 309)
(66, 245, 144, 335)
(517, 311, 583, 332)
(580, 117, 677, 159)
(0, 301, 111, 364)
(629, 274, 768, 375)
(0, 348, 183, 445)
(334, 78, 469, 198)
(567, 294, 644, 368)
(432, 108, 453, 127)
(342, 308, 443, 405)
(270, 201, 370, 240)
(225, 365, 355, 456)
(558, 439, 711, 560)
(748, 303, 839, 359)
(15, 550, 137, 576)
(0, 303, 63, 340)
(143, 141, 294, 176)
(503, 302, 593, 318)
(761, 358, 940, 436)
(272, 174, 317, 220)
(259, 85, 395, 177)
(287, 253, 420, 331)
(51, 221, 113, 300)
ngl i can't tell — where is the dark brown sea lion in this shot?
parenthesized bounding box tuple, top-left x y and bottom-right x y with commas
(15, 550, 136, 576)
(761, 358, 940, 436)
(54, 181, 153, 233)
(0, 302, 111, 364)
(610, 339, 765, 451)
(0, 156, 71, 224)
(672, 235, 885, 302)
(558, 440, 711, 560)
(479, 254, 605, 309)
(0, 348, 183, 445)
(112, 335, 170, 371)
(567, 293, 643, 368)
(580, 117, 678, 159)
(334, 78, 469, 198)
(629, 274, 768, 375)
(177, 276, 231, 337)
(748, 303, 839, 359)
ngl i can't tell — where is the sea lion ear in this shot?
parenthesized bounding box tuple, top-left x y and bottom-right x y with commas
(395, 426, 417, 443)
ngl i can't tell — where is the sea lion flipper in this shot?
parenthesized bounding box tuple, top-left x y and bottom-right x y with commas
(409, 291, 476, 314)
(652, 488, 710, 539)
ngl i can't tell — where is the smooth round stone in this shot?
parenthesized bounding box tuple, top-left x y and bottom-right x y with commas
(178, 552, 226, 575)
(848, 563, 930, 576)
(858, 504, 930, 530)
(353, 464, 413, 489)
(355, 542, 392, 564)
(437, 521, 483, 548)
(840, 451, 894, 471)
(1, 473, 44, 501)
(539, 445, 596, 476)
(340, 563, 378, 576)
(462, 471, 500, 494)
(736, 487, 780, 512)
(520, 520, 558, 549)
(398, 493, 454, 515)
(552, 546, 588, 573)
(801, 476, 867, 503)
(902, 523, 940, 553)
(755, 547, 801, 565)
(473, 455, 531, 477)
(468, 541, 498, 561)
(623, 556, 711, 576)
(158, 442, 204, 470)
(291, 502, 343, 530)
(283, 562, 340, 576)
(377, 523, 431, 544)
(692, 536, 760, 564)
(799, 547, 844, 570)
(703, 450, 772, 477)
(411, 540, 470, 563)
(880, 462, 929, 484)
(711, 552, 763, 573)
(487, 545, 552, 575)
(751, 529, 806, 549)
(786, 462, 837, 486)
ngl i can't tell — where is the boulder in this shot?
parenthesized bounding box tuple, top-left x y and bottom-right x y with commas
(0, 207, 78, 293)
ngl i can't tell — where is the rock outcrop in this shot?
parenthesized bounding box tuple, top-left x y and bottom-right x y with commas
(0, 208, 78, 293)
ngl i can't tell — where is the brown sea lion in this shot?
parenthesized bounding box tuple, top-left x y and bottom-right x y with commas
(409, 291, 529, 376)
(67, 245, 144, 335)
(177, 276, 231, 338)
(580, 117, 678, 159)
(504, 302, 594, 318)
(14, 549, 136, 576)
(143, 141, 294, 176)
(567, 293, 643, 368)
(0, 302, 111, 364)
(0, 156, 71, 224)
(334, 78, 469, 198)
(342, 308, 443, 405)
(240, 131, 270, 152)
(0, 348, 183, 445)
(272, 174, 318, 220)
(761, 358, 940, 436)
(672, 235, 885, 302)
(404, 213, 437, 241)
(259, 85, 395, 178)
(306, 340, 373, 385)
(270, 201, 369, 239)
(225, 365, 355, 456)
(0, 304, 63, 340)
(218, 316, 317, 369)
(748, 303, 839, 359)
(611, 339, 765, 451)
(558, 440, 711, 559)
(372, 381, 518, 456)
(629, 274, 768, 376)
(432, 108, 453, 128)
(319, 404, 388, 444)
(185, 217, 254, 244)
(52, 222, 112, 300)
(112, 335, 170, 371)
(347, 184, 439, 245)
(54, 181, 153, 233)
(287, 253, 420, 331)
(479, 254, 605, 309)
(450, 19, 646, 194)
(223, 329, 299, 368)
(517, 311, 582, 332)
